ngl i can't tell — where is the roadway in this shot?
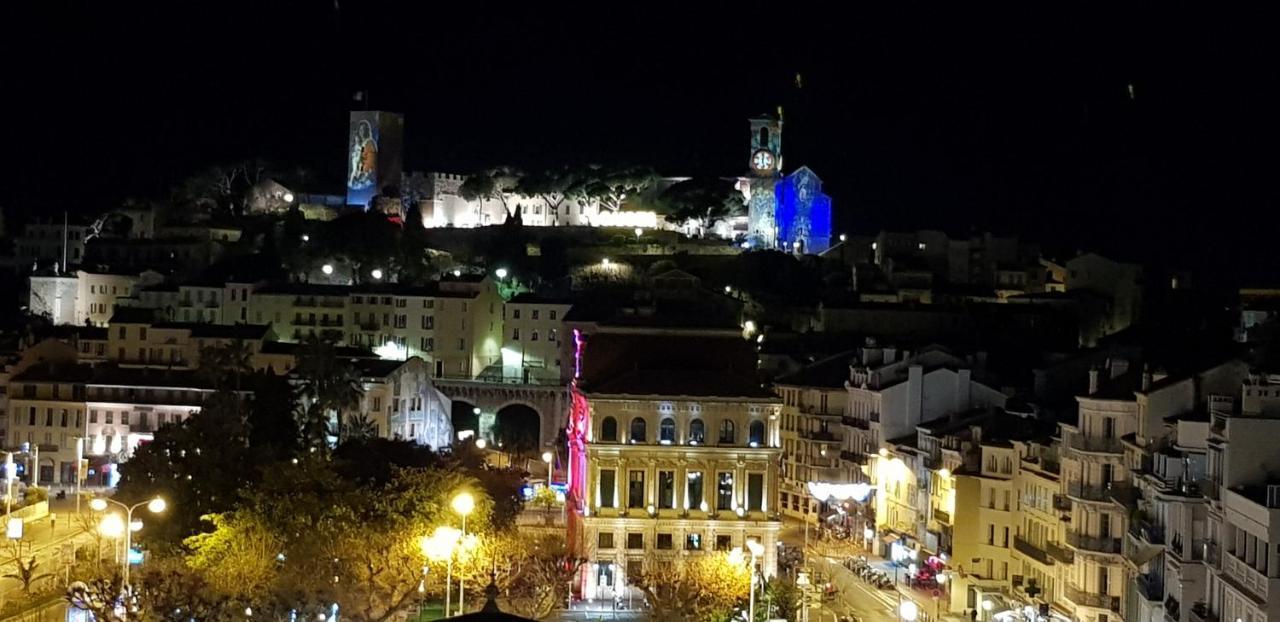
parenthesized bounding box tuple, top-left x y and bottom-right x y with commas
(780, 521, 903, 622)
(0, 496, 103, 608)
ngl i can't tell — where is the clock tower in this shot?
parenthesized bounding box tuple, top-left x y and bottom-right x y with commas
(748, 114, 782, 177)
(746, 113, 783, 248)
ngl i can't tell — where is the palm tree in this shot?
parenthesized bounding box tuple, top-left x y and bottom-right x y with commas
(295, 336, 365, 452)
(342, 414, 378, 441)
(4, 541, 48, 595)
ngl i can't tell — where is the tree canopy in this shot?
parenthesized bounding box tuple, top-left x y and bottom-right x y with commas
(654, 177, 745, 231)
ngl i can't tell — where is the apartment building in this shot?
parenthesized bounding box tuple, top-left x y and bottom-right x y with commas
(774, 352, 854, 526)
(501, 293, 571, 384)
(570, 332, 782, 602)
(6, 363, 221, 485)
(342, 357, 453, 449)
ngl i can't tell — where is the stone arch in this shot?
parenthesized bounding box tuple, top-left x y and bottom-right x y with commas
(494, 403, 542, 457)
(451, 399, 479, 438)
(433, 379, 566, 449)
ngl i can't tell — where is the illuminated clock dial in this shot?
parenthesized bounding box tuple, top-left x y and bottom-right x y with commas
(751, 149, 775, 171)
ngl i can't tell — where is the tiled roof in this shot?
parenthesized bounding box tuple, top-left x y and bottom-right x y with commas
(774, 351, 856, 389)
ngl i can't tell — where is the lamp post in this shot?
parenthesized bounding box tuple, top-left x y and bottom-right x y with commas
(747, 540, 764, 622)
(982, 598, 995, 622)
(452, 492, 475, 615)
(89, 496, 165, 589)
(542, 451, 554, 487)
(900, 600, 918, 622)
(422, 527, 462, 618)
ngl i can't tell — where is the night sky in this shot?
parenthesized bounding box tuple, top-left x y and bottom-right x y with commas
(4, 4, 1278, 282)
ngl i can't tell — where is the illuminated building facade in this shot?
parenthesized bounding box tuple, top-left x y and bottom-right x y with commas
(566, 331, 781, 603)
(773, 167, 833, 254)
(774, 352, 857, 527)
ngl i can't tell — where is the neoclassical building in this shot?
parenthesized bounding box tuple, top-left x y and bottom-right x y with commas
(566, 331, 782, 603)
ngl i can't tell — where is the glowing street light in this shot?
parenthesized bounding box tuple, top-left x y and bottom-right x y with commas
(900, 600, 919, 622)
(371, 268, 384, 280)
(301, 234, 310, 242)
(321, 264, 334, 275)
(90, 496, 166, 588)
(634, 227, 643, 241)
(601, 258, 611, 267)
(839, 233, 847, 242)
(746, 539, 764, 622)
(938, 468, 951, 479)
(421, 526, 462, 616)
(452, 492, 476, 614)
(542, 451, 554, 487)
(283, 192, 295, 203)
(495, 268, 508, 280)
(475, 438, 487, 450)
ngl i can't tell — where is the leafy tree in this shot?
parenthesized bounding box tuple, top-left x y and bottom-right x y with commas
(113, 391, 255, 551)
(399, 202, 434, 284)
(317, 211, 400, 281)
(196, 340, 253, 392)
(503, 532, 584, 620)
(758, 577, 801, 622)
(459, 168, 519, 215)
(631, 551, 751, 622)
(655, 177, 745, 235)
(247, 370, 302, 461)
(569, 165, 657, 214)
(279, 206, 310, 278)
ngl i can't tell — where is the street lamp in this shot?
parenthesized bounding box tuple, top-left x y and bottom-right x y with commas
(900, 600, 919, 622)
(542, 451, 554, 486)
(452, 492, 475, 614)
(746, 539, 764, 622)
(634, 227, 643, 242)
(321, 264, 334, 275)
(371, 268, 384, 280)
(475, 438, 487, 450)
(422, 526, 462, 617)
(495, 268, 508, 280)
(89, 496, 166, 588)
(982, 598, 995, 622)
(601, 258, 611, 267)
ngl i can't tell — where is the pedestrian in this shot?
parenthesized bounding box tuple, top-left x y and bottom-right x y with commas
(50, 512, 56, 534)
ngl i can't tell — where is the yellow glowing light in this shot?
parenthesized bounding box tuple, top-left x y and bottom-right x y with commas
(148, 497, 167, 514)
(938, 468, 951, 479)
(89, 498, 108, 512)
(98, 513, 125, 538)
(727, 547, 745, 566)
(878, 448, 888, 457)
(451, 492, 475, 517)
(421, 526, 462, 562)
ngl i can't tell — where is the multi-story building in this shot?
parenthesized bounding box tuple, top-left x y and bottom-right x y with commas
(501, 293, 571, 384)
(15, 220, 89, 270)
(569, 331, 782, 602)
(338, 357, 453, 449)
(6, 363, 222, 485)
(28, 268, 159, 326)
(1064, 253, 1144, 343)
(774, 353, 854, 526)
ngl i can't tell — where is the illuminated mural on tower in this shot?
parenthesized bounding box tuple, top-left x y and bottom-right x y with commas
(774, 166, 832, 254)
(345, 111, 405, 208)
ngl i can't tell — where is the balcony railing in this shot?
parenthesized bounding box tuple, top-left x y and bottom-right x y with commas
(933, 508, 951, 524)
(1052, 494, 1072, 511)
(1066, 529, 1122, 554)
(839, 450, 868, 465)
(1135, 574, 1164, 602)
(1014, 535, 1054, 566)
(924, 455, 942, 470)
(1066, 481, 1132, 504)
(1046, 540, 1074, 563)
(1065, 433, 1125, 454)
(799, 429, 839, 442)
(1130, 520, 1166, 545)
(842, 416, 870, 429)
(870, 412, 881, 423)
(1066, 584, 1120, 612)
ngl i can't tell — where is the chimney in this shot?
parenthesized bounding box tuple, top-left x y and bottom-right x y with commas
(907, 365, 924, 427)
(1088, 367, 1100, 395)
(1267, 485, 1280, 509)
(884, 346, 898, 363)
(1110, 358, 1129, 380)
(956, 368, 972, 412)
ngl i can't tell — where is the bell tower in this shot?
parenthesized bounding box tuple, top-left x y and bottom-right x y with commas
(748, 114, 782, 177)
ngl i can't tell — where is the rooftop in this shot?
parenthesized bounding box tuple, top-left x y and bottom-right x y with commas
(774, 351, 857, 389)
(11, 362, 215, 389)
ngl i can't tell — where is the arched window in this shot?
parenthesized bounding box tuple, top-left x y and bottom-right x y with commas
(758, 126, 770, 149)
(689, 419, 705, 444)
(660, 417, 676, 443)
(600, 416, 618, 442)
(719, 419, 736, 444)
(748, 421, 765, 446)
(630, 417, 647, 443)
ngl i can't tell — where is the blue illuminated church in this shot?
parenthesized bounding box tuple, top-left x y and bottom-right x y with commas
(744, 113, 833, 254)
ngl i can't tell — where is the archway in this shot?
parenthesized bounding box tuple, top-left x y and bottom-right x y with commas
(493, 404, 541, 458)
(451, 400, 479, 439)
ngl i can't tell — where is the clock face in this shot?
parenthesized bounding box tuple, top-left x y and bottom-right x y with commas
(751, 149, 775, 171)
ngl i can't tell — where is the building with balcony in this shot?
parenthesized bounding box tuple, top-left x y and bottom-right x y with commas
(6, 362, 224, 485)
(774, 352, 854, 526)
(1057, 357, 1151, 622)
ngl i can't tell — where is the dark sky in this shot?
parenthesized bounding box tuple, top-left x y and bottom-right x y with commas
(4, 4, 1278, 281)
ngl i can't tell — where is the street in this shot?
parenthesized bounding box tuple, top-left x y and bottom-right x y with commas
(779, 520, 902, 622)
(0, 496, 102, 607)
